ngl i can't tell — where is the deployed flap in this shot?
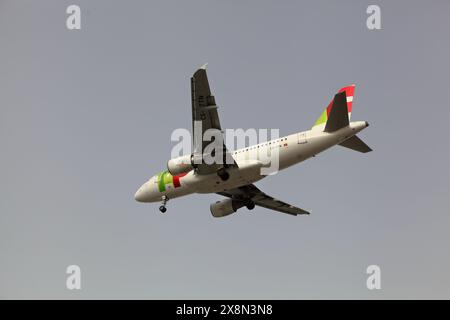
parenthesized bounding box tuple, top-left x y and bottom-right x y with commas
(339, 135, 372, 153)
(217, 184, 310, 216)
(324, 91, 349, 132)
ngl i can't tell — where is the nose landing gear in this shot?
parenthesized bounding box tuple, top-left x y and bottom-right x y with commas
(159, 195, 168, 214)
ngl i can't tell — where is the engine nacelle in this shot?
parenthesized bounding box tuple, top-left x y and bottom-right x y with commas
(210, 199, 245, 218)
(167, 154, 195, 175)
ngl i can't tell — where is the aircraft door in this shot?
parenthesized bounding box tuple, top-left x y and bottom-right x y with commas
(297, 132, 307, 144)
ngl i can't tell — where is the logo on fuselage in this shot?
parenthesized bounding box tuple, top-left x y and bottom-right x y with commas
(157, 171, 187, 192)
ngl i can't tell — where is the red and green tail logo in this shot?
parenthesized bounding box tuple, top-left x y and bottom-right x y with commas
(313, 85, 355, 128)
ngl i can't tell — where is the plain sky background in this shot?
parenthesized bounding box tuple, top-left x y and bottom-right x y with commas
(1, 0, 450, 299)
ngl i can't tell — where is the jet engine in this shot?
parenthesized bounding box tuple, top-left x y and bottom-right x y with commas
(167, 154, 196, 175)
(210, 199, 245, 218)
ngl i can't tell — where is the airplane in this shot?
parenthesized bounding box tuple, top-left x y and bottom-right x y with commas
(134, 64, 371, 217)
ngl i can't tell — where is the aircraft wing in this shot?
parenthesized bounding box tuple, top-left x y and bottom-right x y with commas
(191, 64, 236, 174)
(217, 184, 310, 216)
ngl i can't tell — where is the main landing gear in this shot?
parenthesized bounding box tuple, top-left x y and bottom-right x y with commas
(246, 201, 255, 210)
(159, 195, 168, 214)
(217, 168, 229, 181)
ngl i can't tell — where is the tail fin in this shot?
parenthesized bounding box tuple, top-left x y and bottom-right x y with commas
(324, 91, 349, 132)
(312, 85, 355, 131)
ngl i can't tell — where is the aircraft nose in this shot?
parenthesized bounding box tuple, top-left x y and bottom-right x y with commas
(134, 183, 148, 202)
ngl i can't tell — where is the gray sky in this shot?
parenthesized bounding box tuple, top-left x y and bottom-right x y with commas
(1, 0, 450, 299)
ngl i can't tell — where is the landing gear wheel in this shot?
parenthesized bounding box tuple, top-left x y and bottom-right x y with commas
(217, 168, 229, 181)
(246, 201, 255, 210)
(159, 206, 167, 213)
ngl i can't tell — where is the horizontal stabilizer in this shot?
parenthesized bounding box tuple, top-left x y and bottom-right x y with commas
(339, 135, 372, 153)
(324, 91, 349, 132)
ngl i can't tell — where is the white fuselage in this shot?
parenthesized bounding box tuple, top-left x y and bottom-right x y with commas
(134, 121, 368, 202)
